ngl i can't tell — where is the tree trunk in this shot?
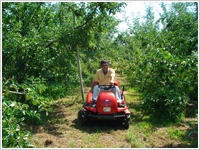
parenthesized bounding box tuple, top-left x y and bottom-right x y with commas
(73, 10, 84, 102)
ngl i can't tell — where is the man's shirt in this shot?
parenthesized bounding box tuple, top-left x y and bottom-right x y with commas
(94, 68, 115, 85)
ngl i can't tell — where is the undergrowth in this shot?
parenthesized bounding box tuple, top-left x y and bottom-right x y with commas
(2, 76, 80, 148)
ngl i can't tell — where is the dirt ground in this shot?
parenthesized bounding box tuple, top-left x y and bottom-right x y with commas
(29, 75, 198, 148)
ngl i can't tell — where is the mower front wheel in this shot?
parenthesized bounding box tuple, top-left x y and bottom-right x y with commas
(82, 111, 89, 126)
(124, 114, 130, 129)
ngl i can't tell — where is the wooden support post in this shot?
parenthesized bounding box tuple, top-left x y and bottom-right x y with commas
(73, 11, 85, 102)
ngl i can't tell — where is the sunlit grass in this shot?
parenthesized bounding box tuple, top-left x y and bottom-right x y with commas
(31, 73, 198, 148)
(166, 127, 186, 140)
(125, 129, 143, 148)
(68, 141, 75, 148)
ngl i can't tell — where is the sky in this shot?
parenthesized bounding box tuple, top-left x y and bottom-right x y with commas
(114, 1, 172, 32)
(73, 1, 172, 31)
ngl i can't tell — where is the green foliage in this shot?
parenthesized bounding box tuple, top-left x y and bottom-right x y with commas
(2, 77, 52, 147)
(42, 81, 79, 99)
(2, 75, 76, 148)
(3, 77, 51, 121)
(2, 97, 36, 148)
(114, 2, 198, 122)
(2, 2, 126, 85)
(2, 2, 126, 147)
(2, 1, 198, 147)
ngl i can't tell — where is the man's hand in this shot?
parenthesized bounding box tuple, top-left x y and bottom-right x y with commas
(110, 80, 114, 85)
(92, 81, 99, 87)
(89, 89, 93, 93)
(110, 76, 115, 85)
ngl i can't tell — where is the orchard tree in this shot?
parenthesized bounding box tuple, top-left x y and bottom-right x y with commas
(121, 2, 198, 122)
(2, 2, 126, 84)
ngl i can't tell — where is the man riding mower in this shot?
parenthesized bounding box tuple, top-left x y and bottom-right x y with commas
(80, 59, 131, 129)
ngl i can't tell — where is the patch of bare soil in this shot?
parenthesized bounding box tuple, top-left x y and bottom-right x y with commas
(29, 75, 198, 148)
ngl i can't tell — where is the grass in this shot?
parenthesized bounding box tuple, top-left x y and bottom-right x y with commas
(125, 84, 198, 148)
(28, 74, 198, 148)
(125, 130, 143, 148)
(68, 141, 75, 148)
(166, 128, 185, 140)
(82, 136, 89, 145)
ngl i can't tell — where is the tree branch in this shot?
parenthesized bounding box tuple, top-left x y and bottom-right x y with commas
(3, 90, 25, 95)
(44, 17, 93, 48)
(68, 17, 93, 31)
(22, 3, 42, 36)
(26, 3, 42, 28)
(45, 40, 54, 48)
(45, 6, 97, 48)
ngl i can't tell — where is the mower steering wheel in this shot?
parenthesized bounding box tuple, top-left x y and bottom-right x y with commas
(98, 84, 115, 90)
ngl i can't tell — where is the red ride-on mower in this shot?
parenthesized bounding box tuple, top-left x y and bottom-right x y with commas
(81, 80, 131, 129)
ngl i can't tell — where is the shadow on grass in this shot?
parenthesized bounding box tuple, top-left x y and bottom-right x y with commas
(127, 100, 198, 148)
(29, 111, 66, 137)
(158, 131, 198, 148)
(160, 141, 198, 148)
(24, 101, 84, 137)
(70, 110, 127, 134)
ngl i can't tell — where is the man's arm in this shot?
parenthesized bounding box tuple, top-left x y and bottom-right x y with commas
(110, 76, 114, 84)
(90, 71, 99, 92)
(92, 81, 99, 88)
(89, 81, 99, 93)
(110, 69, 115, 84)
